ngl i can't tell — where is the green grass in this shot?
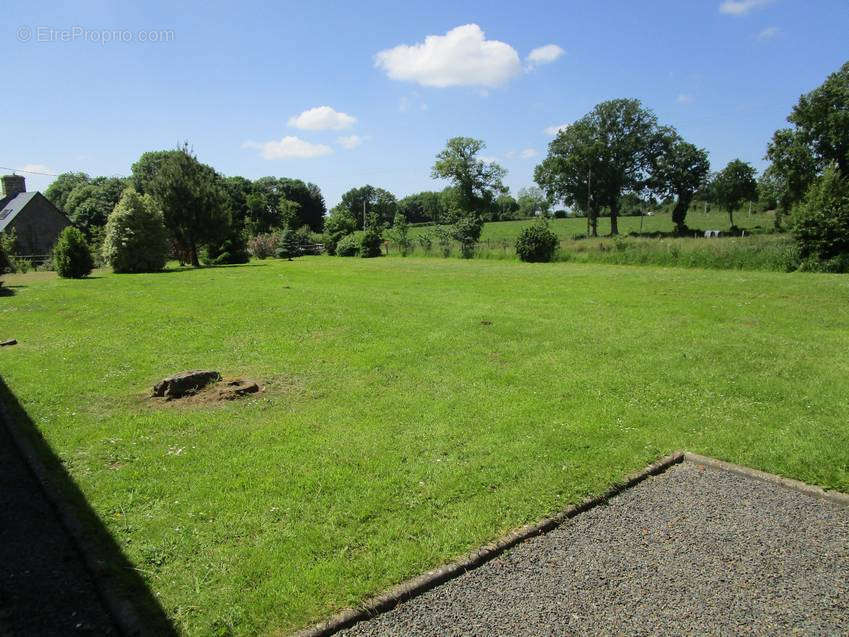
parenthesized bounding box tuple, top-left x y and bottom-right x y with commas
(410, 207, 777, 243)
(2, 258, 848, 635)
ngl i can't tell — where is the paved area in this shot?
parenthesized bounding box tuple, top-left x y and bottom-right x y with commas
(342, 462, 849, 636)
(0, 424, 116, 636)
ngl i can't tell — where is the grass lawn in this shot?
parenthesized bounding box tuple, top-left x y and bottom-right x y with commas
(1, 257, 848, 635)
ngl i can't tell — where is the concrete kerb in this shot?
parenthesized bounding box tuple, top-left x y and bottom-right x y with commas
(295, 451, 849, 636)
(293, 451, 687, 637)
(683, 451, 849, 507)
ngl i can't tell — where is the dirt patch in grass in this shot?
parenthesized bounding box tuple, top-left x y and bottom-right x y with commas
(148, 377, 263, 407)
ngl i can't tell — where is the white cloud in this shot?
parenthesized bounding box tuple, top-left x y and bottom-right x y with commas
(526, 44, 565, 68)
(757, 26, 780, 40)
(242, 136, 333, 160)
(287, 106, 356, 131)
(719, 0, 773, 16)
(479, 155, 499, 163)
(544, 123, 570, 136)
(337, 135, 365, 150)
(519, 148, 538, 160)
(375, 24, 521, 88)
(676, 93, 695, 105)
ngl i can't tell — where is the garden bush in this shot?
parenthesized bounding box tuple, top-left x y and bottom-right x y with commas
(276, 225, 300, 260)
(791, 165, 849, 271)
(247, 233, 278, 259)
(360, 225, 383, 258)
(336, 233, 361, 256)
(102, 188, 169, 273)
(54, 226, 94, 278)
(451, 215, 483, 258)
(515, 222, 559, 262)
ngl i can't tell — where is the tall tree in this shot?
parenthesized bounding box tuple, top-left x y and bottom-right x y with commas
(252, 177, 325, 232)
(535, 119, 603, 235)
(516, 186, 550, 218)
(45, 172, 91, 212)
(535, 99, 662, 235)
(711, 159, 758, 228)
(63, 176, 129, 238)
(787, 60, 849, 176)
(431, 137, 507, 216)
(398, 191, 444, 224)
(651, 129, 710, 234)
(147, 144, 229, 267)
(338, 185, 398, 229)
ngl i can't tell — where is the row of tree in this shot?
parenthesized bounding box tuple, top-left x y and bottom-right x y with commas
(45, 147, 326, 267)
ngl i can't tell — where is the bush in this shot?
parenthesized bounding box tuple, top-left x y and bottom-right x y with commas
(553, 210, 567, 219)
(360, 225, 383, 258)
(204, 228, 250, 265)
(276, 225, 300, 260)
(0, 230, 14, 273)
(53, 226, 94, 278)
(792, 164, 849, 268)
(417, 232, 434, 255)
(336, 233, 361, 256)
(102, 188, 169, 273)
(434, 226, 453, 257)
(516, 222, 559, 262)
(247, 233, 277, 259)
(451, 215, 483, 259)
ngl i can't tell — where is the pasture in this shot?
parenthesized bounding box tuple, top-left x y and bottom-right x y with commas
(1, 257, 848, 634)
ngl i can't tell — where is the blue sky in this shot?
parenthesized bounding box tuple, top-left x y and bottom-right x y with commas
(3, 0, 848, 208)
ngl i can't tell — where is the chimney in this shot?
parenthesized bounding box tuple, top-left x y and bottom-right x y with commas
(1, 174, 26, 198)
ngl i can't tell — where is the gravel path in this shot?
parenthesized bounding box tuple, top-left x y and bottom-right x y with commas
(0, 424, 116, 636)
(342, 462, 849, 636)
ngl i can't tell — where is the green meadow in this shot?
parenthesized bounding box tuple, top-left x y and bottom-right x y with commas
(2, 256, 848, 634)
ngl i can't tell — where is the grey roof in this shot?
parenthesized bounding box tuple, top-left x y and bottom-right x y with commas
(0, 192, 42, 232)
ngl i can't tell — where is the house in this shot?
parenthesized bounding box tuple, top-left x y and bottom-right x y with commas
(0, 174, 71, 256)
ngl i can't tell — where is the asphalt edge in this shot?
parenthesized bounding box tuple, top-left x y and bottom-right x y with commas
(0, 397, 145, 637)
(684, 452, 849, 507)
(293, 450, 687, 637)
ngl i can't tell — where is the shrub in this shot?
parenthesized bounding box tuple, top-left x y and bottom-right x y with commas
(451, 215, 483, 259)
(417, 232, 434, 255)
(386, 212, 412, 256)
(336, 233, 361, 256)
(553, 210, 567, 219)
(204, 228, 250, 265)
(54, 226, 94, 278)
(360, 225, 383, 258)
(247, 233, 277, 259)
(102, 188, 169, 273)
(791, 164, 849, 269)
(515, 222, 559, 262)
(276, 225, 300, 260)
(434, 226, 453, 257)
(0, 230, 14, 273)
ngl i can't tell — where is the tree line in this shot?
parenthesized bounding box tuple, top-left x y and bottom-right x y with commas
(45, 144, 326, 268)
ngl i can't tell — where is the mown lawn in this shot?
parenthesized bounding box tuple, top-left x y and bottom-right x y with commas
(1, 257, 848, 635)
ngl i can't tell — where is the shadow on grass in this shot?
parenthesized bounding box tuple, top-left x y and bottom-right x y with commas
(0, 286, 14, 297)
(0, 375, 177, 636)
(139, 262, 269, 275)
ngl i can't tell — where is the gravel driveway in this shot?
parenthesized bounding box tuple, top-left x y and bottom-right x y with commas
(342, 462, 849, 636)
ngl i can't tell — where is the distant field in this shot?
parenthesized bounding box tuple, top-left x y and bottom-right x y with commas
(399, 209, 791, 271)
(2, 257, 847, 634)
(409, 208, 777, 243)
